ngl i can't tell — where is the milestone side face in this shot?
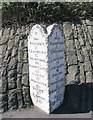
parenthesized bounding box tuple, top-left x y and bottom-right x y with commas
(47, 24, 65, 112)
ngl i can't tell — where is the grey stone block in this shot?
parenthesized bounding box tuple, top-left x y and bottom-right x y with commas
(23, 49, 28, 63)
(8, 89, 18, 110)
(22, 87, 31, 106)
(17, 62, 23, 74)
(22, 63, 28, 75)
(84, 56, 92, 72)
(1, 93, 8, 112)
(8, 58, 17, 70)
(11, 47, 18, 57)
(63, 22, 73, 39)
(8, 70, 17, 90)
(2, 77, 8, 94)
(66, 65, 78, 84)
(16, 89, 23, 108)
(22, 73, 29, 87)
(86, 72, 93, 83)
(18, 50, 24, 62)
(0, 35, 9, 45)
(66, 51, 78, 65)
(17, 74, 22, 89)
(7, 39, 14, 50)
(13, 36, 20, 47)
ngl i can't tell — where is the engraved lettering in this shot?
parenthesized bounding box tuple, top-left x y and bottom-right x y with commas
(28, 24, 65, 113)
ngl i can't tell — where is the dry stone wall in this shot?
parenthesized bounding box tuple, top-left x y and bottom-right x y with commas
(0, 20, 93, 113)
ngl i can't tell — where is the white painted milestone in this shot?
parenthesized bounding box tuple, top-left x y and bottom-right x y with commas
(28, 24, 65, 114)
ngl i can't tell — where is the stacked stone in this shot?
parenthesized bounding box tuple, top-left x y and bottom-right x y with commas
(0, 20, 93, 113)
(63, 22, 79, 84)
(63, 20, 93, 113)
(63, 20, 93, 85)
(0, 25, 33, 113)
(0, 29, 3, 113)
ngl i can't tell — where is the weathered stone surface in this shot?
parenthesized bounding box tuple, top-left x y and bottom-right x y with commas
(77, 50, 84, 63)
(0, 45, 2, 55)
(66, 51, 78, 65)
(89, 49, 93, 66)
(19, 39, 24, 50)
(9, 27, 16, 37)
(87, 31, 93, 46)
(3, 50, 11, 63)
(0, 94, 3, 113)
(25, 26, 30, 35)
(2, 45, 7, 58)
(11, 47, 18, 57)
(74, 39, 81, 50)
(17, 62, 23, 74)
(8, 69, 17, 78)
(2, 77, 8, 94)
(24, 40, 28, 48)
(2, 67, 7, 77)
(15, 28, 21, 35)
(22, 73, 29, 87)
(8, 77, 17, 90)
(0, 29, 3, 38)
(3, 28, 10, 35)
(0, 35, 9, 45)
(86, 72, 93, 83)
(8, 58, 17, 70)
(80, 63, 85, 83)
(22, 63, 28, 75)
(73, 24, 78, 39)
(77, 24, 83, 35)
(63, 22, 73, 39)
(7, 39, 14, 50)
(85, 20, 93, 26)
(0, 80, 2, 94)
(23, 49, 28, 63)
(91, 26, 93, 40)
(22, 87, 31, 107)
(1, 93, 8, 112)
(78, 35, 85, 46)
(83, 31, 87, 43)
(66, 65, 78, 84)
(18, 50, 24, 62)
(66, 40, 74, 51)
(86, 41, 91, 50)
(21, 26, 25, 33)
(84, 56, 92, 72)
(0, 59, 1, 68)
(13, 36, 20, 47)
(17, 74, 22, 89)
(17, 90, 23, 108)
(8, 89, 17, 110)
(8, 70, 17, 89)
(82, 47, 88, 56)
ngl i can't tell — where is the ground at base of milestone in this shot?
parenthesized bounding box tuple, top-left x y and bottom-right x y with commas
(2, 106, 93, 118)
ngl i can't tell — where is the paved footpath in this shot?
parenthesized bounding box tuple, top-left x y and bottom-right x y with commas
(2, 107, 93, 119)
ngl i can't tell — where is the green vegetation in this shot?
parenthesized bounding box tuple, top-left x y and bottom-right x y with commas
(2, 2, 93, 27)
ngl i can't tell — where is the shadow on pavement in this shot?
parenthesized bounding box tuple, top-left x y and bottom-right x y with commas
(52, 83, 93, 114)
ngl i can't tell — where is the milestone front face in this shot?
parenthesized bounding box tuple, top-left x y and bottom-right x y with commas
(28, 24, 65, 114)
